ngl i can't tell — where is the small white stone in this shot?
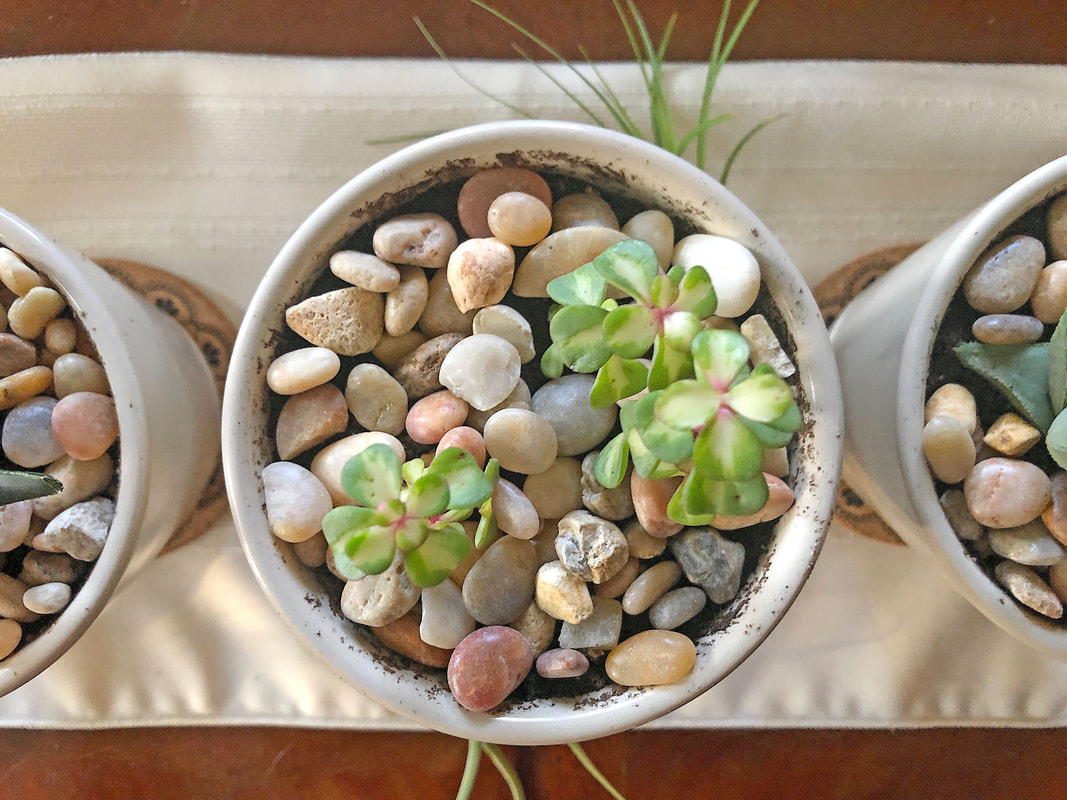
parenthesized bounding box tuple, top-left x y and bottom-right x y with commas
(622, 210, 674, 269)
(263, 461, 333, 543)
(621, 560, 681, 615)
(340, 551, 421, 627)
(439, 334, 521, 412)
(672, 234, 760, 318)
(346, 363, 408, 436)
(52, 353, 110, 398)
(535, 560, 593, 624)
(330, 250, 401, 292)
(34, 496, 115, 561)
(266, 347, 340, 395)
(492, 478, 541, 540)
(472, 305, 536, 363)
(309, 432, 405, 506)
(32, 454, 114, 521)
(558, 597, 622, 650)
(23, 581, 71, 615)
(420, 578, 476, 649)
(739, 314, 795, 379)
(482, 408, 559, 475)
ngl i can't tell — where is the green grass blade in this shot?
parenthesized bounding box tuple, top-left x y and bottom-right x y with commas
(366, 129, 447, 145)
(576, 45, 643, 136)
(567, 743, 628, 800)
(456, 740, 482, 800)
(624, 0, 676, 152)
(676, 112, 733, 155)
(611, 0, 652, 90)
(719, 113, 783, 185)
(511, 44, 608, 128)
(482, 744, 526, 800)
(656, 12, 678, 61)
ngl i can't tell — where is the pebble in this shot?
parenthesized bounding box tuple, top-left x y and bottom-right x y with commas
(0, 365, 52, 411)
(465, 380, 531, 432)
(924, 383, 978, 434)
(922, 415, 976, 484)
(343, 363, 406, 437)
(447, 626, 534, 712)
(530, 374, 617, 457)
(439, 334, 521, 412)
(1042, 471, 1067, 547)
(621, 210, 674, 269)
(309, 432, 405, 505)
(594, 557, 641, 599)
(631, 474, 684, 538)
(971, 314, 1045, 345)
(263, 461, 333, 543)
(330, 250, 401, 292)
(293, 533, 328, 568)
(536, 560, 593, 624)
(605, 630, 696, 686)
(51, 391, 118, 461)
(449, 522, 484, 585)
(457, 168, 553, 239)
(509, 600, 557, 656)
(672, 234, 760, 318)
(462, 535, 536, 625)
(52, 353, 109, 397)
(8, 286, 66, 339)
(0, 333, 36, 378)
(513, 226, 629, 297)
(43, 318, 76, 356)
(712, 474, 794, 530)
(522, 457, 583, 519)
(988, 520, 1066, 566)
(669, 526, 746, 604)
(18, 550, 78, 586)
(761, 447, 789, 478)
(492, 479, 541, 540)
(0, 573, 37, 622)
(621, 518, 666, 559)
(373, 606, 453, 668)
(487, 192, 553, 247)
(483, 408, 558, 474)
(275, 384, 348, 460)
(340, 551, 421, 627)
(372, 330, 426, 371)
(420, 578, 476, 650)
(436, 426, 486, 468)
(739, 314, 796, 379)
(446, 238, 515, 313)
(266, 346, 341, 395)
(1051, 560, 1067, 605)
(961, 234, 1045, 313)
(22, 581, 71, 615)
(384, 265, 430, 336)
(286, 287, 384, 356)
(536, 648, 589, 679)
(580, 451, 634, 521)
(964, 457, 1051, 529)
(994, 560, 1063, 619)
(531, 521, 561, 565)
(558, 597, 622, 650)
(0, 618, 21, 660)
(621, 561, 681, 615)
(939, 489, 983, 541)
(983, 413, 1041, 457)
(0, 501, 31, 552)
(0, 248, 45, 296)
(34, 496, 115, 561)
(3, 396, 64, 467)
(373, 213, 458, 270)
(394, 332, 463, 400)
(472, 305, 535, 363)
(1031, 261, 1067, 323)
(418, 269, 476, 337)
(555, 510, 629, 584)
(1050, 195, 1067, 260)
(33, 454, 113, 520)
(649, 586, 707, 630)
(551, 192, 619, 231)
(405, 389, 469, 445)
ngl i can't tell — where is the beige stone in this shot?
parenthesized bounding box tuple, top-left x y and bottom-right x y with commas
(983, 412, 1041, 457)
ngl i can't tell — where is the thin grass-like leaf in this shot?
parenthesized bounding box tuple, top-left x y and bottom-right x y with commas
(576, 45, 643, 137)
(456, 741, 483, 800)
(612, 0, 652, 91)
(511, 44, 608, 128)
(720, 113, 783, 184)
(676, 113, 733, 156)
(481, 744, 526, 800)
(567, 743, 628, 800)
(624, 0, 676, 151)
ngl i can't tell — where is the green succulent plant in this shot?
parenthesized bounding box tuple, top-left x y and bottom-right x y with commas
(0, 470, 62, 505)
(321, 444, 498, 588)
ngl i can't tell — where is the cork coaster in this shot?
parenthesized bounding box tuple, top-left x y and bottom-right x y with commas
(96, 258, 234, 554)
(813, 243, 924, 546)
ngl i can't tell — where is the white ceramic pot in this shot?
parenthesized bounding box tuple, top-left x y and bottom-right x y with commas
(0, 208, 221, 695)
(223, 120, 843, 744)
(831, 154, 1067, 659)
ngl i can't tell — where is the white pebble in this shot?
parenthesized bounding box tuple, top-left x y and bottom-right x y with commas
(266, 347, 340, 395)
(438, 334, 521, 412)
(420, 579, 476, 649)
(472, 305, 536, 363)
(263, 461, 333, 543)
(672, 234, 760, 318)
(23, 581, 71, 615)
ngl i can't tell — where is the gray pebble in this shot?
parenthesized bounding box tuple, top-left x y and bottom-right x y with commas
(669, 526, 746, 604)
(462, 535, 536, 625)
(988, 520, 1067, 566)
(971, 314, 1045, 345)
(531, 374, 617, 456)
(580, 451, 634, 521)
(558, 596, 622, 650)
(555, 510, 628, 584)
(649, 587, 707, 630)
(2, 396, 64, 468)
(939, 489, 983, 541)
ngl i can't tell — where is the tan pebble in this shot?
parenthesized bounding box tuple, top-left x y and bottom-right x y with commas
(940, 489, 983, 541)
(580, 451, 634, 521)
(0, 500, 31, 552)
(73, 322, 100, 360)
(631, 473, 683, 538)
(51, 391, 119, 461)
(702, 316, 742, 333)
(43, 317, 77, 355)
(53, 353, 109, 397)
(293, 532, 328, 568)
(457, 168, 553, 239)
(345, 363, 407, 436)
(1031, 260, 1067, 323)
(761, 447, 789, 478)
(372, 330, 426, 371)
(922, 415, 976, 484)
(0, 365, 52, 411)
(1050, 560, 1067, 605)
(531, 521, 560, 565)
(523, 457, 583, 520)
(285, 287, 384, 356)
(621, 518, 666, 559)
(465, 379, 531, 433)
(266, 346, 340, 395)
(436, 426, 486, 468)
(0, 249, 45, 296)
(32, 457, 114, 522)
(340, 551, 421, 627)
(0, 618, 22, 660)
(394, 332, 463, 400)
(492, 479, 541, 540)
(551, 192, 619, 232)
(994, 560, 1063, 619)
(449, 521, 484, 585)
(462, 535, 537, 625)
(275, 384, 348, 460)
(18, 550, 79, 586)
(535, 560, 593, 624)
(513, 226, 629, 297)
(983, 413, 1041, 457)
(606, 630, 696, 686)
(310, 432, 406, 505)
(446, 238, 515, 314)
(472, 305, 536, 363)
(925, 384, 978, 434)
(971, 314, 1045, 345)
(482, 408, 558, 475)
(373, 606, 453, 668)
(405, 389, 469, 445)
(739, 314, 796, 379)
(965, 457, 1051, 529)
(8, 287, 65, 340)
(384, 265, 429, 337)
(0, 573, 38, 623)
(0, 333, 36, 378)
(621, 560, 681, 615)
(372, 213, 457, 270)
(988, 520, 1066, 566)
(329, 250, 401, 292)
(594, 556, 641, 599)
(1043, 471, 1067, 547)
(714, 473, 795, 530)
(621, 210, 674, 269)
(418, 269, 475, 337)
(487, 192, 553, 247)
(1050, 195, 1067, 261)
(962, 234, 1045, 313)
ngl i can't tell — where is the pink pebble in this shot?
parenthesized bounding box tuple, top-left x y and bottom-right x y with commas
(406, 389, 469, 445)
(51, 391, 118, 461)
(535, 648, 589, 679)
(447, 626, 534, 712)
(436, 426, 486, 468)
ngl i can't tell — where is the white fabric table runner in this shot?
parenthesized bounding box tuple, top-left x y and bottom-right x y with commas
(1, 53, 1066, 730)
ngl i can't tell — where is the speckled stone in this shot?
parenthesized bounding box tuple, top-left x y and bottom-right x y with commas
(34, 496, 115, 561)
(962, 234, 1045, 313)
(340, 551, 421, 627)
(558, 596, 622, 650)
(668, 526, 745, 604)
(462, 535, 536, 625)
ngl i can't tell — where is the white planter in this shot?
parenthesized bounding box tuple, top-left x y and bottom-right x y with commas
(831, 155, 1067, 659)
(223, 120, 842, 744)
(0, 208, 221, 695)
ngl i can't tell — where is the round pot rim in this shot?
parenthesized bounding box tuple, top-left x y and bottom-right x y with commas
(0, 208, 148, 695)
(897, 154, 1067, 657)
(222, 120, 843, 744)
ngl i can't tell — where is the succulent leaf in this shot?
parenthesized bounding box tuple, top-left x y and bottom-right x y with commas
(725, 364, 793, 422)
(594, 431, 631, 489)
(340, 443, 402, 507)
(707, 473, 770, 517)
(603, 304, 657, 359)
(673, 265, 717, 319)
(955, 341, 1053, 432)
(395, 518, 430, 551)
(692, 329, 749, 390)
(401, 457, 427, 486)
(647, 335, 695, 390)
(654, 380, 720, 430)
(404, 523, 473, 587)
(592, 239, 658, 302)
(406, 472, 450, 519)
(590, 354, 649, 408)
(693, 409, 763, 480)
(627, 427, 679, 480)
(666, 472, 718, 526)
(428, 447, 492, 510)
(328, 543, 367, 581)
(1050, 309, 1067, 415)
(547, 260, 607, 306)
(662, 310, 702, 352)
(541, 342, 565, 379)
(550, 304, 612, 372)
(641, 416, 696, 464)
(475, 500, 499, 549)
(650, 274, 680, 309)
(321, 505, 377, 546)
(345, 524, 397, 575)
(1049, 408, 1067, 470)
(0, 470, 62, 505)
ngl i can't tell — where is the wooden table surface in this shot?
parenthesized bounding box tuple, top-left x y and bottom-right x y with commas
(2, 1, 1066, 798)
